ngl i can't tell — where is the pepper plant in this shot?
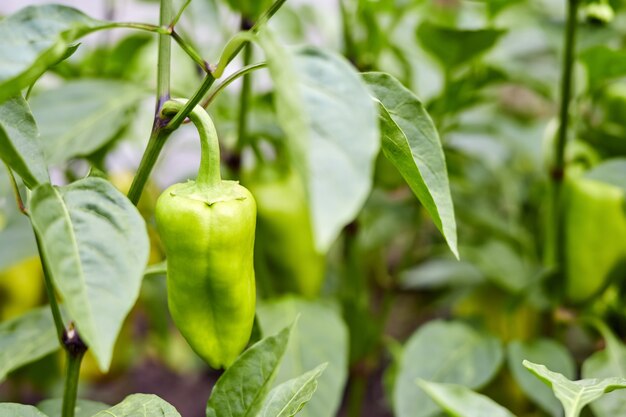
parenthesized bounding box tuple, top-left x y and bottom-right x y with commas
(4, 1, 626, 417)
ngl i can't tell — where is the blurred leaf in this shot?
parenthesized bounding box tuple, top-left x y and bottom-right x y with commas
(524, 360, 626, 417)
(0, 307, 60, 382)
(394, 320, 504, 417)
(93, 394, 180, 417)
(37, 399, 109, 417)
(467, 240, 532, 293)
(29, 177, 149, 371)
(0, 209, 37, 271)
(579, 46, 626, 93)
(582, 321, 626, 417)
(418, 380, 516, 417)
(258, 30, 380, 252)
(417, 22, 506, 69)
(363, 72, 458, 257)
(206, 325, 292, 417)
(585, 158, 626, 191)
(399, 259, 484, 290)
(508, 339, 575, 416)
(257, 298, 349, 417)
(222, 0, 273, 19)
(0, 5, 106, 103)
(428, 66, 508, 117)
(0, 404, 48, 417)
(30, 80, 146, 165)
(0, 96, 49, 188)
(258, 364, 327, 417)
(482, 0, 526, 17)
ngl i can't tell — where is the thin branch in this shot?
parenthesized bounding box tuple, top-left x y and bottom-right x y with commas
(201, 62, 267, 108)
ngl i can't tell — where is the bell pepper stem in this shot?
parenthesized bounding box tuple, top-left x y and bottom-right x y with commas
(162, 100, 222, 187)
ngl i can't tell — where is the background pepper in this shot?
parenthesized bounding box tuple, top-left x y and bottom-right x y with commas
(564, 173, 626, 303)
(243, 160, 325, 298)
(155, 100, 256, 369)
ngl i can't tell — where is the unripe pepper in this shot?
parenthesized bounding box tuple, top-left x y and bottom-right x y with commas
(243, 161, 325, 298)
(564, 173, 626, 303)
(155, 100, 256, 369)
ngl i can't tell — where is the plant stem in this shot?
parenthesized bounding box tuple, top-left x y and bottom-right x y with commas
(156, 0, 173, 106)
(2, 164, 66, 342)
(34, 232, 66, 344)
(61, 326, 87, 417)
(346, 373, 367, 417)
(127, 0, 288, 204)
(127, 128, 171, 204)
(339, 0, 357, 65)
(4, 163, 26, 215)
(236, 23, 253, 152)
(104, 22, 169, 34)
(172, 30, 210, 72)
(202, 63, 267, 108)
(170, 0, 192, 27)
(545, 0, 579, 273)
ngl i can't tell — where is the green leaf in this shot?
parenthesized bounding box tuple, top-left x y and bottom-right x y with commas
(362, 72, 458, 258)
(418, 380, 517, 417)
(258, 30, 380, 252)
(579, 46, 626, 93)
(417, 22, 505, 69)
(29, 177, 149, 371)
(30, 80, 146, 165)
(257, 298, 349, 417)
(508, 339, 575, 417)
(92, 394, 180, 417)
(0, 5, 106, 103)
(582, 321, 626, 417)
(524, 360, 626, 417)
(394, 320, 504, 417)
(37, 399, 109, 417)
(0, 307, 60, 382)
(0, 199, 38, 271)
(0, 96, 49, 188)
(0, 404, 48, 417)
(206, 325, 292, 417)
(258, 364, 327, 417)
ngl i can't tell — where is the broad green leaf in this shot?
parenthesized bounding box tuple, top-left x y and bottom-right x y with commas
(92, 394, 180, 417)
(363, 72, 458, 258)
(0, 5, 107, 103)
(258, 31, 380, 252)
(0, 404, 48, 417)
(508, 339, 575, 417)
(206, 325, 292, 417)
(258, 364, 327, 417)
(524, 360, 626, 417)
(257, 298, 349, 417)
(394, 320, 504, 417)
(0, 307, 60, 382)
(582, 321, 626, 417)
(579, 46, 626, 93)
(0, 96, 49, 188)
(418, 380, 516, 417)
(30, 80, 146, 165)
(37, 399, 109, 417)
(417, 22, 505, 69)
(29, 177, 149, 371)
